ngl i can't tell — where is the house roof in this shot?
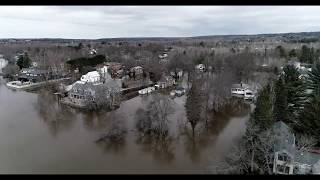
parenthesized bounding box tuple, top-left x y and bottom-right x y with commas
(312, 160, 320, 173)
(231, 83, 249, 89)
(85, 71, 100, 77)
(70, 80, 120, 96)
(272, 121, 296, 155)
(295, 151, 320, 166)
(131, 66, 143, 70)
(21, 68, 49, 74)
(158, 75, 174, 83)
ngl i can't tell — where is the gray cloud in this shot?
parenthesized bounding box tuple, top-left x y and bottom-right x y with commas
(0, 6, 319, 39)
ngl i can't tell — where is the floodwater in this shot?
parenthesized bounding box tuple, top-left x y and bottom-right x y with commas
(0, 76, 251, 174)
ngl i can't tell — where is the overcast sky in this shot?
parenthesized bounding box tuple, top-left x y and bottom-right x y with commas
(0, 6, 320, 39)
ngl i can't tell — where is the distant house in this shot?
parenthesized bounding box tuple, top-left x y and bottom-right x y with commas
(18, 68, 50, 83)
(271, 121, 320, 175)
(170, 68, 183, 79)
(231, 83, 250, 96)
(195, 64, 205, 72)
(287, 61, 312, 72)
(158, 53, 168, 59)
(105, 62, 123, 78)
(130, 66, 144, 79)
(96, 65, 112, 82)
(157, 75, 175, 89)
(31, 62, 38, 67)
(89, 48, 97, 55)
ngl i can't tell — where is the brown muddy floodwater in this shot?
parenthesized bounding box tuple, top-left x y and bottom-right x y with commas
(0, 76, 252, 174)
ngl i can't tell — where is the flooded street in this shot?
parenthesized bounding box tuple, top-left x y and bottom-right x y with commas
(0, 76, 251, 174)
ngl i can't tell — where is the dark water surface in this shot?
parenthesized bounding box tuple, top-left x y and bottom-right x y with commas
(0, 77, 251, 174)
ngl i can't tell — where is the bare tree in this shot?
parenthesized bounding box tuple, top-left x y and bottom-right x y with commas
(134, 94, 176, 162)
(95, 111, 127, 152)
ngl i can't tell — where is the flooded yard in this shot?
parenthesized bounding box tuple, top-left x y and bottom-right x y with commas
(0, 76, 251, 174)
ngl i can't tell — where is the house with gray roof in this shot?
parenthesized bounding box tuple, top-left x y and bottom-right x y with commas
(272, 121, 296, 174)
(271, 121, 320, 175)
(62, 79, 121, 109)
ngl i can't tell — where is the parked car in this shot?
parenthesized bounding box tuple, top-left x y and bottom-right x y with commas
(138, 86, 156, 95)
(175, 87, 186, 97)
(231, 83, 249, 96)
(244, 89, 254, 100)
(154, 84, 160, 89)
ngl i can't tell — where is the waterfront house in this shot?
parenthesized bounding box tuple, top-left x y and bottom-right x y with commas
(64, 79, 121, 109)
(272, 121, 320, 175)
(19, 68, 51, 83)
(157, 74, 175, 89)
(272, 121, 296, 175)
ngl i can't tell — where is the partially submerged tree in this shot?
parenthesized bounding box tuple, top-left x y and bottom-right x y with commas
(135, 94, 175, 162)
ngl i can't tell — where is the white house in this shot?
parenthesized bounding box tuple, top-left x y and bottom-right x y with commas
(97, 65, 111, 81)
(89, 48, 97, 55)
(80, 71, 101, 83)
(195, 64, 205, 72)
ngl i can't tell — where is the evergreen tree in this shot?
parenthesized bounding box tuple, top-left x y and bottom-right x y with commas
(300, 45, 310, 63)
(289, 49, 297, 58)
(297, 63, 320, 143)
(251, 83, 274, 130)
(273, 76, 289, 123)
(299, 88, 320, 144)
(275, 45, 287, 59)
(307, 62, 320, 92)
(282, 65, 306, 125)
(16, 52, 31, 69)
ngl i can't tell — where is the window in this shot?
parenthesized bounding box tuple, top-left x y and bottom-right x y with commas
(285, 166, 290, 174)
(278, 153, 290, 162)
(277, 165, 290, 174)
(277, 165, 284, 173)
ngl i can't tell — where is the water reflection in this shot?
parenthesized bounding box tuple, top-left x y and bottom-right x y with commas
(35, 90, 76, 137)
(133, 94, 176, 164)
(179, 98, 251, 163)
(93, 110, 128, 156)
(208, 98, 251, 136)
(135, 133, 175, 164)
